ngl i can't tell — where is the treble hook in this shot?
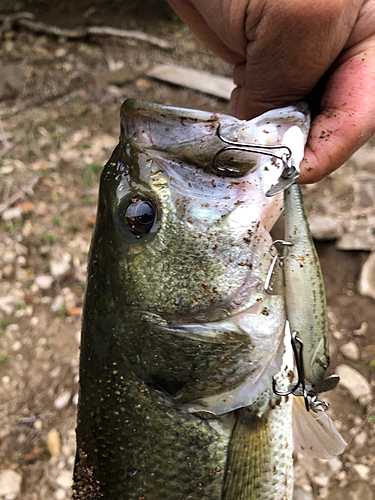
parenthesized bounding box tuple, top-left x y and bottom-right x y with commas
(273, 331, 310, 411)
(273, 331, 333, 413)
(213, 125, 293, 172)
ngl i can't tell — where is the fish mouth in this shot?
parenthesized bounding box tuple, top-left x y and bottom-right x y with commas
(140, 293, 286, 416)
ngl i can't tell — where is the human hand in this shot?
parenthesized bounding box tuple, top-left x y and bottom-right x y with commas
(168, 0, 375, 183)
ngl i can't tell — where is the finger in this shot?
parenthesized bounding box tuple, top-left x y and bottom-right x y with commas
(298, 43, 375, 183)
(230, 0, 361, 119)
(167, 0, 248, 64)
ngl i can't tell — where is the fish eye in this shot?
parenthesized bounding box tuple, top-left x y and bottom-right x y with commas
(123, 196, 157, 235)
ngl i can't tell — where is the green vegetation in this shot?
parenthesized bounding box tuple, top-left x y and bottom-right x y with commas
(40, 234, 57, 245)
(0, 354, 11, 364)
(55, 303, 67, 318)
(52, 216, 62, 226)
(2, 220, 22, 234)
(84, 163, 103, 187)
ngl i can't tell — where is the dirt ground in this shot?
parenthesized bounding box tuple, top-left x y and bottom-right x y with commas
(0, 2, 374, 499)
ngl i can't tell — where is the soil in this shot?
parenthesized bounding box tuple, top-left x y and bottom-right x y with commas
(0, 2, 374, 499)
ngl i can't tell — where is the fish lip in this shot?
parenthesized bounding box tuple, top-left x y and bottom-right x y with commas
(139, 289, 267, 327)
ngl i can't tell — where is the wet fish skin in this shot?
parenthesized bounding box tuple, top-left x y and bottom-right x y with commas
(283, 182, 330, 388)
(73, 100, 309, 499)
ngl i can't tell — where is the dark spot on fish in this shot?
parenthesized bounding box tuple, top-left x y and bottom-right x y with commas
(261, 307, 270, 316)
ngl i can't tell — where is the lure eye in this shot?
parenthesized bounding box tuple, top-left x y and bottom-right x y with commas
(124, 196, 157, 235)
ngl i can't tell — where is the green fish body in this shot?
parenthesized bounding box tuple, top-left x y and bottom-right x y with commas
(73, 100, 312, 499)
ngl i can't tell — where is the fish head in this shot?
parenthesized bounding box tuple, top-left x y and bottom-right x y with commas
(86, 99, 310, 414)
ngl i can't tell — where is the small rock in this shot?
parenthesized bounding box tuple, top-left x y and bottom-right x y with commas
(46, 428, 61, 457)
(0, 296, 17, 315)
(55, 47, 67, 58)
(16, 255, 27, 267)
(319, 487, 329, 499)
(2, 206, 22, 221)
(352, 464, 370, 481)
(54, 391, 71, 410)
(51, 295, 65, 312)
(327, 456, 343, 473)
(34, 419, 42, 431)
(3, 251, 16, 264)
(348, 482, 373, 500)
(22, 220, 32, 238)
(30, 316, 39, 326)
(0, 166, 14, 175)
(3, 264, 14, 278)
(0, 469, 22, 497)
(353, 322, 368, 336)
(50, 251, 71, 278)
(354, 431, 367, 447)
(340, 341, 360, 361)
(11, 341, 22, 352)
(308, 215, 342, 240)
(54, 488, 66, 500)
(55, 470, 72, 490)
(337, 471, 346, 481)
(34, 275, 54, 290)
(358, 252, 375, 300)
(332, 330, 344, 340)
(293, 487, 313, 500)
(313, 475, 329, 487)
(359, 393, 373, 406)
(336, 365, 372, 400)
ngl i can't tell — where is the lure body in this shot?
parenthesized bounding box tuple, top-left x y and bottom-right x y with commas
(284, 183, 330, 388)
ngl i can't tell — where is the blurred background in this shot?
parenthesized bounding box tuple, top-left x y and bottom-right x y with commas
(0, 1, 375, 499)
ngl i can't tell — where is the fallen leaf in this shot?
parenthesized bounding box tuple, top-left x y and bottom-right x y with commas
(20, 202, 35, 214)
(42, 178, 54, 187)
(25, 447, 44, 462)
(88, 217, 96, 226)
(67, 307, 83, 316)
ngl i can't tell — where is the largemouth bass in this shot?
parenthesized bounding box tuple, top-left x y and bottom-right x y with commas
(73, 100, 343, 500)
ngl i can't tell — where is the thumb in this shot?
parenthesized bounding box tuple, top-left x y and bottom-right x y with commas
(299, 44, 375, 183)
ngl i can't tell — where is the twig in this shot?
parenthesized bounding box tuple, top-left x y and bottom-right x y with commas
(0, 175, 39, 214)
(0, 115, 13, 157)
(8, 13, 172, 50)
(87, 26, 172, 49)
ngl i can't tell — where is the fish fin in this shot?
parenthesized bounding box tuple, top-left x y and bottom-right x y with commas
(222, 408, 270, 500)
(292, 396, 347, 459)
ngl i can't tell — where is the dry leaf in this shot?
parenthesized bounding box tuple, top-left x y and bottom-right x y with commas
(67, 307, 83, 316)
(20, 202, 35, 214)
(25, 447, 44, 462)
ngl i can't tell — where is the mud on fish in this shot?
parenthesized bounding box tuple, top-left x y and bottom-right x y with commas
(73, 99, 345, 500)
